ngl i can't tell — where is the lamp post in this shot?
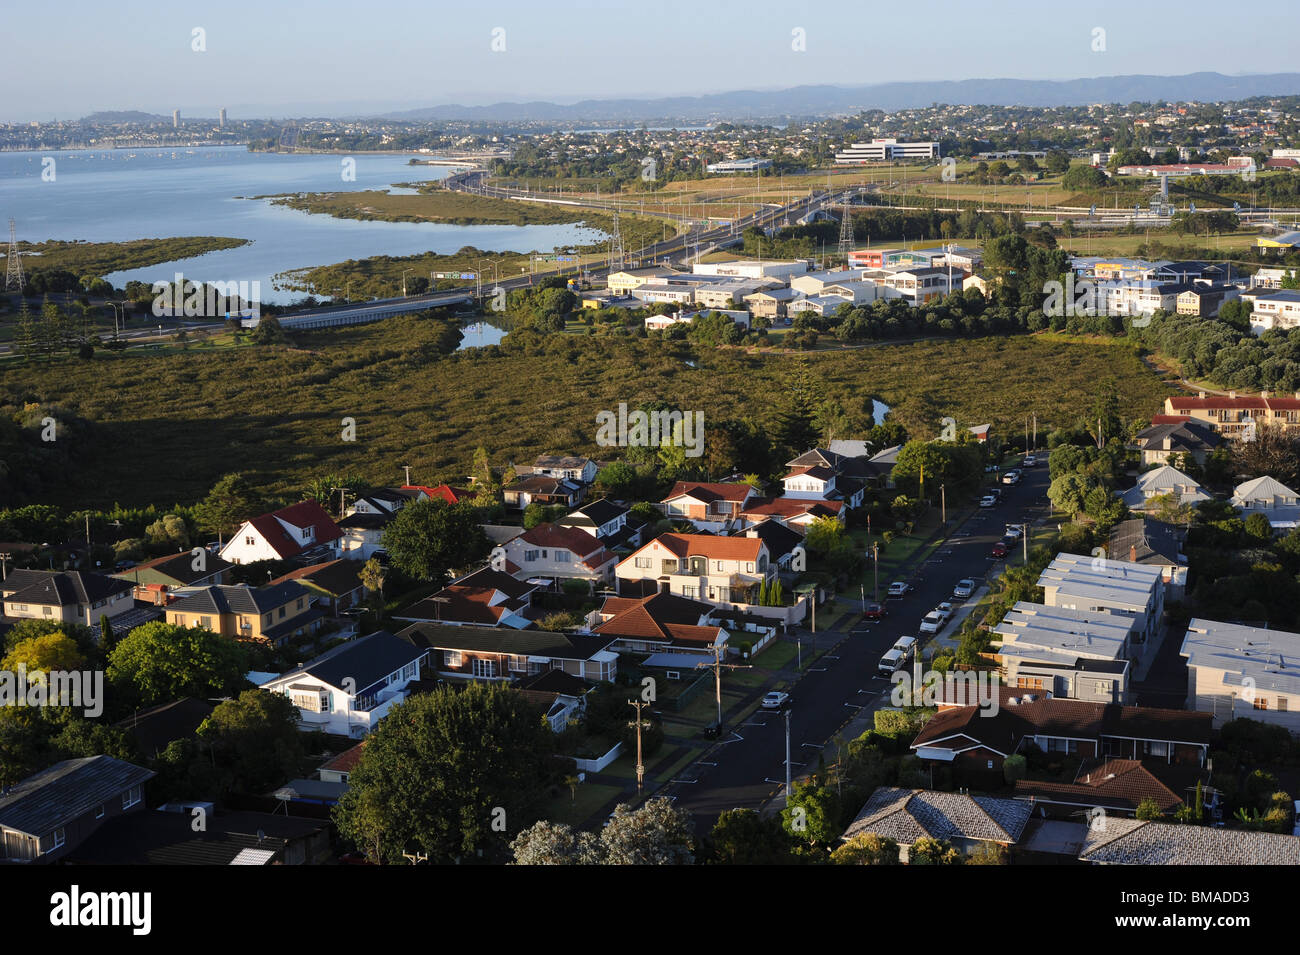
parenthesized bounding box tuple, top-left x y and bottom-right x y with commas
(401, 268, 414, 297)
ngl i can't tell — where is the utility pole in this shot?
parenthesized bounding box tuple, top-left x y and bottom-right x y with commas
(940, 483, 947, 524)
(85, 514, 92, 566)
(401, 464, 413, 486)
(0, 552, 9, 582)
(872, 542, 880, 602)
(697, 643, 750, 730)
(628, 698, 648, 795)
(1022, 523, 1029, 563)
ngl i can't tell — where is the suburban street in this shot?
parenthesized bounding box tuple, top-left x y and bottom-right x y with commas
(665, 453, 1054, 831)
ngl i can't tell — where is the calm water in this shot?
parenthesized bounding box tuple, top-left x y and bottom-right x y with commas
(0, 146, 605, 304)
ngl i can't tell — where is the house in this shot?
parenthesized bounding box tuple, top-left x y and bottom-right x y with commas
(512, 669, 595, 732)
(1013, 757, 1211, 817)
(1245, 290, 1300, 333)
(405, 483, 471, 505)
(658, 481, 756, 531)
(1106, 518, 1188, 598)
(1079, 818, 1300, 865)
(789, 268, 869, 296)
(394, 567, 539, 628)
(165, 581, 324, 647)
(1175, 283, 1239, 317)
(525, 455, 608, 485)
(743, 287, 804, 321)
(499, 523, 617, 585)
(112, 550, 233, 603)
(588, 590, 727, 656)
(260, 630, 429, 737)
(606, 267, 677, 295)
(269, 559, 367, 617)
(782, 448, 866, 509)
(912, 689, 1212, 785)
(734, 518, 804, 570)
(1164, 390, 1300, 440)
(841, 787, 1032, 863)
(1181, 618, 1300, 731)
(398, 622, 619, 683)
(0, 755, 155, 863)
(219, 501, 342, 566)
(318, 743, 364, 784)
(1230, 475, 1300, 531)
(1, 569, 134, 626)
(1117, 465, 1211, 512)
(739, 497, 845, 532)
(557, 498, 644, 549)
(1132, 419, 1222, 467)
(502, 474, 584, 510)
(991, 601, 1139, 703)
(616, 533, 773, 605)
(65, 808, 332, 865)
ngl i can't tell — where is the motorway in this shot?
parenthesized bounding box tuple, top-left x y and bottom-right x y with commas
(664, 452, 1054, 831)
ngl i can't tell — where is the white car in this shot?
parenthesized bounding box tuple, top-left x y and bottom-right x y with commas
(1001, 470, 1022, 485)
(979, 494, 997, 508)
(887, 581, 912, 598)
(878, 648, 906, 676)
(953, 579, 975, 599)
(1004, 524, 1023, 540)
(761, 691, 790, 710)
(1023, 454, 1037, 468)
(919, 612, 943, 634)
(934, 602, 954, 623)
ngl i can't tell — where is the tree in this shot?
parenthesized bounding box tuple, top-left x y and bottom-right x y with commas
(509, 820, 603, 864)
(1134, 797, 1164, 820)
(196, 690, 305, 795)
(1245, 511, 1274, 541)
(831, 832, 901, 865)
(782, 781, 841, 845)
(909, 836, 962, 865)
(333, 682, 557, 864)
(1, 633, 87, 674)
(359, 556, 386, 611)
(706, 809, 795, 865)
(968, 842, 1009, 865)
(250, 316, 286, 344)
(600, 798, 695, 864)
(804, 515, 845, 553)
(195, 473, 261, 540)
(99, 614, 117, 654)
(381, 498, 489, 583)
(107, 622, 250, 707)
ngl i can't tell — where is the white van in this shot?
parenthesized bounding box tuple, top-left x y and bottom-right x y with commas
(892, 636, 917, 658)
(878, 648, 906, 676)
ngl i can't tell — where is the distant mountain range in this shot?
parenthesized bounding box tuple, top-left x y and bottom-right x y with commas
(384, 72, 1300, 123)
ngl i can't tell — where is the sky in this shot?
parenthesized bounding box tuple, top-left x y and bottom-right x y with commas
(5, 0, 1296, 121)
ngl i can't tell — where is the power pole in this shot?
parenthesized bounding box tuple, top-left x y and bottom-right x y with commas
(697, 643, 750, 730)
(5, 219, 23, 292)
(401, 464, 413, 486)
(941, 483, 947, 524)
(0, 552, 9, 582)
(872, 542, 880, 602)
(628, 697, 648, 795)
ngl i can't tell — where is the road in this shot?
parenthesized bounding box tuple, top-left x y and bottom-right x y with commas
(665, 454, 1054, 831)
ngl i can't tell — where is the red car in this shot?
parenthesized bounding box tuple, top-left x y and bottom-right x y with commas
(990, 541, 1009, 559)
(862, 602, 889, 621)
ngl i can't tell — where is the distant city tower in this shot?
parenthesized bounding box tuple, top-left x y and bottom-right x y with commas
(219, 107, 227, 128)
(173, 109, 180, 128)
(5, 219, 23, 292)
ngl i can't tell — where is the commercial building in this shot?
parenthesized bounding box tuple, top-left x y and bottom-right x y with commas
(692, 259, 810, 281)
(1245, 290, 1300, 333)
(835, 139, 940, 163)
(705, 158, 772, 173)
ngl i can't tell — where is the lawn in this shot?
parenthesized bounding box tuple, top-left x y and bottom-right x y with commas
(539, 782, 624, 829)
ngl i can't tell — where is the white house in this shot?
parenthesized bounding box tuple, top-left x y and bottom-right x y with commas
(260, 630, 428, 738)
(1231, 475, 1300, 531)
(616, 533, 773, 606)
(220, 501, 342, 565)
(499, 523, 617, 584)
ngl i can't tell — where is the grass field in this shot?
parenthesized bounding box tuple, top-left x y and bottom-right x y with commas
(1, 320, 1176, 510)
(3, 237, 252, 281)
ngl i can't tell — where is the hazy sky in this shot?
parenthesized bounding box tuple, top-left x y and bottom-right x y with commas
(7, 0, 1293, 121)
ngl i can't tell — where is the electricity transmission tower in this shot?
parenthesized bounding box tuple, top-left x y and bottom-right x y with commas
(608, 210, 625, 272)
(5, 220, 23, 292)
(836, 203, 854, 260)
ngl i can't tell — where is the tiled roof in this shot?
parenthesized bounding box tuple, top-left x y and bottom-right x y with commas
(243, 501, 342, 560)
(398, 622, 615, 661)
(319, 743, 366, 775)
(647, 532, 764, 562)
(1013, 758, 1188, 813)
(168, 581, 310, 617)
(663, 481, 754, 504)
(113, 551, 233, 587)
(594, 591, 721, 647)
(269, 559, 364, 596)
(114, 698, 216, 758)
(268, 630, 424, 694)
(1079, 819, 1300, 865)
(520, 522, 607, 558)
(843, 787, 1032, 845)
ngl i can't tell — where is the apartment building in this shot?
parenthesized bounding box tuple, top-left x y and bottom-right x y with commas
(1038, 554, 1165, 649)
(1181, 619, 1300, 731)
(1163, 391, 1300, 440)
(991, 601, 1139, 703)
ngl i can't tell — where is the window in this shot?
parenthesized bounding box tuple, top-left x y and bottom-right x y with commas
(95, 804, 105, 819)
(525, 549, 540, 562)
(1253, 696, 1269, 710)
(445, 650, 463, 668)
(681, 586, 697, 599)
(200, 616, 213, 630)
(50, 828, 65, 850)
(122, 785, 142, 810)
(245, 535, 255, 546)
(634, 556, 652, 569)
(508, 655, 528, 672)
(1279, 697, 1289, 712)
(472, 657, 498, 678)
(1147, 741, 1169, 757)
(279, 607, 286, 619)
(297, 598, 304, 611)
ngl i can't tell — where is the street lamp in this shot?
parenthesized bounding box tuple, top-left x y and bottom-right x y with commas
(401, 268, 414, 297)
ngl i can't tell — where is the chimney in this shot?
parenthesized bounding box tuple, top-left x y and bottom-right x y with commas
(1198, 391, 1206, 399)
(1229, 391, 1237, 399)
(1129, 545, 1137, 562)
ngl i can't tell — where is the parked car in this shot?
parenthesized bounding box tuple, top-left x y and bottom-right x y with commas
(934, 602, 954, 623)
(887, 581, 912, 598)
(991, 541, 1009, 559)
(892, 636, 917, 659)
(1023, 454, 1037, 468)
(979, 494, 997, 508)
(761, 691, 790, 710)
(919, 612, 943, 634)
(1004, 524, 1024, 540)
(877, 648, 907, 676)
(1001, 469, 1022, 485)
(862, 602, 889, 621)
(953, 578, 975, 599)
